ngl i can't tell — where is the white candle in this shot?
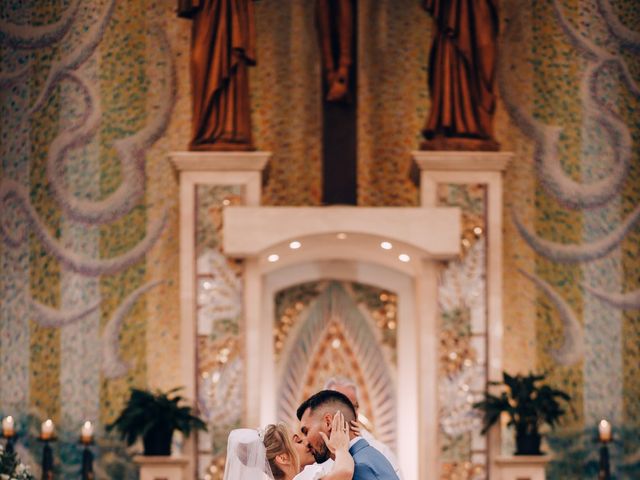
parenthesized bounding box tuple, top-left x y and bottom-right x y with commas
(81, 421, 94, 443)
(2, 416, 15, 437)
(41, 419, 54, 440)
(598, 419, 612, 442)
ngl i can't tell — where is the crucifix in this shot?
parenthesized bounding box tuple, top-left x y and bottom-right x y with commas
(317, 0, 358, 205)
(178, 0, 359, 203)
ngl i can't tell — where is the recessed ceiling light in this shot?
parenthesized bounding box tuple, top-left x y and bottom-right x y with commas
(267, 254, 280, 262)
(398, 253, 410, 263)
(336, 233, 347, 240)
(289, 241, 301, 249)
(380, 241, 393, 250)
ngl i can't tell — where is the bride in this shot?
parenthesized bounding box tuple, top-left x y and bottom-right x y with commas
(223, 411, 353, 480)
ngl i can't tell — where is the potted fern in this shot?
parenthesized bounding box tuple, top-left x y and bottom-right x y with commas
(473, 372, 571, 455)
(107, 387, 207, 456)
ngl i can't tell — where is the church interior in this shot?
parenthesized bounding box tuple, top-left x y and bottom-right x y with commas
(0, 0, 638, 479)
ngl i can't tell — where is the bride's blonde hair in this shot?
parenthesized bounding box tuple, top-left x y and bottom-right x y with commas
(262, 424, 299, 479)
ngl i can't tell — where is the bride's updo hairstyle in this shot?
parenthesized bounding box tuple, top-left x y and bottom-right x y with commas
(262, 424, 299, 479)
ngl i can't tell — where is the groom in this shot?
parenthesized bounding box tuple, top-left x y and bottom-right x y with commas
(297, 390, 400, 479)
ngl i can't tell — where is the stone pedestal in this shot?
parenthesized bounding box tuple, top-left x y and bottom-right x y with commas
(494, 455, 552, 480)
(134, 455, 189, 480)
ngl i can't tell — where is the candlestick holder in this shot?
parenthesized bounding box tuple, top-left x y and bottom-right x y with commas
(1, 432, 16, 454)
(597, 436, 612, 480)
(38, 435, 56, 480)
(79, 439, 94, 480)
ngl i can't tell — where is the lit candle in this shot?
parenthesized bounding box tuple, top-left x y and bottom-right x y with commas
(81, 421, 94, 444)
(598, 419, 612, 442)
(41, 419, 54, 440)
(2, 416, 15, 437)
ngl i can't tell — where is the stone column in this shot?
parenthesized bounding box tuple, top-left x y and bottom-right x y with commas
(412, 151, 512, 477)
(170, 151, 270, 479)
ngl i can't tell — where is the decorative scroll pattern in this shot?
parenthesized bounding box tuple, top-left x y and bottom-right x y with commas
(501, 0, 640, 368)
(0, 1, 176, 478)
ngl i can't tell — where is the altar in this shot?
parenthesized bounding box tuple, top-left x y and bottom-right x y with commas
(3, 0, 634, 479)
(171, 150, 510, 479)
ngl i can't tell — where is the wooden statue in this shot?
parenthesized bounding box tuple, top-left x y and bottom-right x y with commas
(179, 0, 256, 151)
(422, 0, 499, 151)
(316, 0, 354, 103)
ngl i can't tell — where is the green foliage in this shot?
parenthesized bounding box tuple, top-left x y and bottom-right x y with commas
(0, 445, 35, 480)
(107, 387, 207, 447)
(473, 372, 571, 435)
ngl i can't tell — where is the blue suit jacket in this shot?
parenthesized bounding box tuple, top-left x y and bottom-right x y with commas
(349, 438, 399, 480)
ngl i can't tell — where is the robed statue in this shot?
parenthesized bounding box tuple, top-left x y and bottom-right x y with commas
(178, 0, 256, 151)
(422, 0, 499, 151)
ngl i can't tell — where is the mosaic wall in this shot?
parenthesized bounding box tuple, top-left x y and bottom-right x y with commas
(498, 1, 640, 478)
(0, 0, 638, 479)
(0, 0, 184, 478)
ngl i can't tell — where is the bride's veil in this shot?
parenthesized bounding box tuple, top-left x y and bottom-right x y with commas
(223, 428, 275, 480)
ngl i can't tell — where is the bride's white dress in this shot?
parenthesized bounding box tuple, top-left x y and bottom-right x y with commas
(223, 429, 274, 480)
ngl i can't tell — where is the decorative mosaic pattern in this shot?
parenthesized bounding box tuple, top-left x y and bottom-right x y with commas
(195, 185, 246, 480)
(350, 283, 399, 360)
(196, 185, 244, 255)
(0, 0, 179, 477)
(274, 282, 322, 360)
(357, 0, 428, 206)
(276, 281, 398, 447)
(437, 185, 488, 478)
(498, 1, 640, 478)
(252, 0, 323, 206)
(438, 184, 487, 255)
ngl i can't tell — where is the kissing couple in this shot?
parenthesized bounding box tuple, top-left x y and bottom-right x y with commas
(223, 388, 401, 480)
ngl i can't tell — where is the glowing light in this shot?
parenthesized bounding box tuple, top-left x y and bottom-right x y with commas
(380, 241, 393, 250)
(267, 254, 280, 262)
(473, 226, 483, 236)
(599, 419, 612, 442)
(331, 338, 341, 349)
(289, 241, 301, 249)
(398, 253, 411, 262)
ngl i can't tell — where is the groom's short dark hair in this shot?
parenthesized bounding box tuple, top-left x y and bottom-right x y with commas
(296, 389, 357, 421)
